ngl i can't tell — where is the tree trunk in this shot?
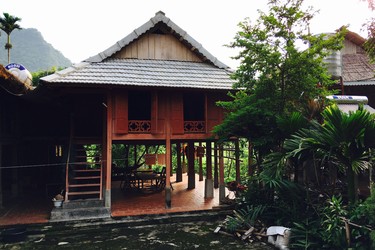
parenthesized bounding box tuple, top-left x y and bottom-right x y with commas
(347, 166, 358, 203)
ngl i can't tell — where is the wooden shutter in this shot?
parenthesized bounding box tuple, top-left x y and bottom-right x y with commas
(171, 93, 184, 135)
(114, 91, 128, 134)
(151, 91, 158, 134)
(206, 94, 222, 133)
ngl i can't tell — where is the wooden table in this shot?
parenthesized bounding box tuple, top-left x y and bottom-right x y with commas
(134, 171, 159, 190)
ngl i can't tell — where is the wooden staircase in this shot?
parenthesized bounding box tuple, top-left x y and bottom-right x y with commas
(65, 143, 103, 201)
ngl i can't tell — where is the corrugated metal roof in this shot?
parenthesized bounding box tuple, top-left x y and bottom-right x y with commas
(41, 59, 235, 90)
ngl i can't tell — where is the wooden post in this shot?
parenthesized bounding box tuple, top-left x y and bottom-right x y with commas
(219, 144, 226, 203)
(165, 95, 172, 209)
(205, 141, 214, 198)
(104, 91, 113, 208)
(165, 136, 172, 208)
(235, 139, 241, 183)
(0, 144, 3, 209)
(198, 142, 203, 181)
(187, 141, 195, 189)
(214, 142, 219, 188)
(176, 143, 182, 182)
(248, 142, 254, 176)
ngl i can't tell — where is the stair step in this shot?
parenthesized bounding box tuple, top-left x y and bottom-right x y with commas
(71, 162, 101, 165)
(69, 183, 100, 188)
(73, 176, 101, 180)
(68, 191, 100, 196)
(74, 169, 101, 172)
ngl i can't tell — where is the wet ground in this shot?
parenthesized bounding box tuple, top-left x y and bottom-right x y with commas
(0, 217, 272, 249)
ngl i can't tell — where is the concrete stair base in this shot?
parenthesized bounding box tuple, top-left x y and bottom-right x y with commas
(50, 199, 110, 222)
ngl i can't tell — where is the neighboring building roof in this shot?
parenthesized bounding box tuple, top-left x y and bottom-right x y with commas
(342, 54, 375, 84)
(0, 65, 33, 95)
(40, 11, 235, 90)
(41, 59, 234, 90)
(343, 29, 366, 47)
(341, 29, 375, 86)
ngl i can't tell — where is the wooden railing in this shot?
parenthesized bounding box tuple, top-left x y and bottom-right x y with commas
(127, 120, 206, 133)
(184, 121, 205, 133)
(128, 120, 151, 133)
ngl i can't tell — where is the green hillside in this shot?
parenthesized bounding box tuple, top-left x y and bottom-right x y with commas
(0, 28, 72, 72)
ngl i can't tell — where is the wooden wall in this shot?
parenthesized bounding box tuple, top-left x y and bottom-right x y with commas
(113, 33, 202, 62)
(112, 89, 226, 140)
(342, 40, 365, 55)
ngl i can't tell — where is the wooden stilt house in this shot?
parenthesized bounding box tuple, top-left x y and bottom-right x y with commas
(16, 11, 235, 218)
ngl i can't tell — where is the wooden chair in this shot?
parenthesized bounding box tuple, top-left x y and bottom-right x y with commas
(155, 167, 173, 191)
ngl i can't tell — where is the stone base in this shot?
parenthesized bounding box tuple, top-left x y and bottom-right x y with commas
(204, 179, 214, 198)
(50, 199, 110, 222)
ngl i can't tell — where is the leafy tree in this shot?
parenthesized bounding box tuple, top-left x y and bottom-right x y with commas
(214, 0, 346, 163)
(285, 104, 375, 203)
(0, 13, 22, 64)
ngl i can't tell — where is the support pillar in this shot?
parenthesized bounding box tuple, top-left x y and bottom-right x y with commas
(198, 142, 203, 181)
(248, 141, 254, 176)
(0, 145, 3, 208)
(235, 139, 241, 183)
(219, 144, 226, 203)
(165, 136, 172, 208)
(205, 141, 214, 198)
(176, 143, 182, 182)
(104, 91, 112, 208)
(214, 142, 219, 188)
(187, 141, 195, 189)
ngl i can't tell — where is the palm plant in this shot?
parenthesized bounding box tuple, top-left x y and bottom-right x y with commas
(285, 104, 375, 203)
(0, 13, 22, 64)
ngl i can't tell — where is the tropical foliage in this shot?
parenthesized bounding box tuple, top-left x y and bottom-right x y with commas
(214, 0, 346, 165)
(214, 0, 375, 248)
(0, 12, 22, 63)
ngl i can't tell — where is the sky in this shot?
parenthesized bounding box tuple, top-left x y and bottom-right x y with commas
(1, 0, 374, 69)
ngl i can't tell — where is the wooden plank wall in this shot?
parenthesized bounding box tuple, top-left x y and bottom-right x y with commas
(114, 34, 202, 62)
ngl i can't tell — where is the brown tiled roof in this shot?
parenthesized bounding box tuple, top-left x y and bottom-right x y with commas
(40, 11, 235, 90)
(342, 54, 375, 83)
(0, 65, 33, 95)
(41, 59, 235, 90)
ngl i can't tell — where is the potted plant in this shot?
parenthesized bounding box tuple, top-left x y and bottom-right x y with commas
(52, 193, 64, 208)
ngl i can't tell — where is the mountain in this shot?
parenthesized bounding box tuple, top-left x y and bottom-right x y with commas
(0, 28, 72, 72)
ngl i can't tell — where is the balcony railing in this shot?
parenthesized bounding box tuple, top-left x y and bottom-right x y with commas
(127, 120, 206, 134)
(128, 120, 151, 133)
(184, 121, 205, 133)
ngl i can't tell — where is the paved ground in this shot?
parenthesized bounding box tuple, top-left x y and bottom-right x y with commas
(0, 213, 273, 250)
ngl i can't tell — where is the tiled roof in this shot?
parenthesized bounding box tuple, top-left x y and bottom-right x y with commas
(342, 54, 375, 85)
(41, 59, 235, 90)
